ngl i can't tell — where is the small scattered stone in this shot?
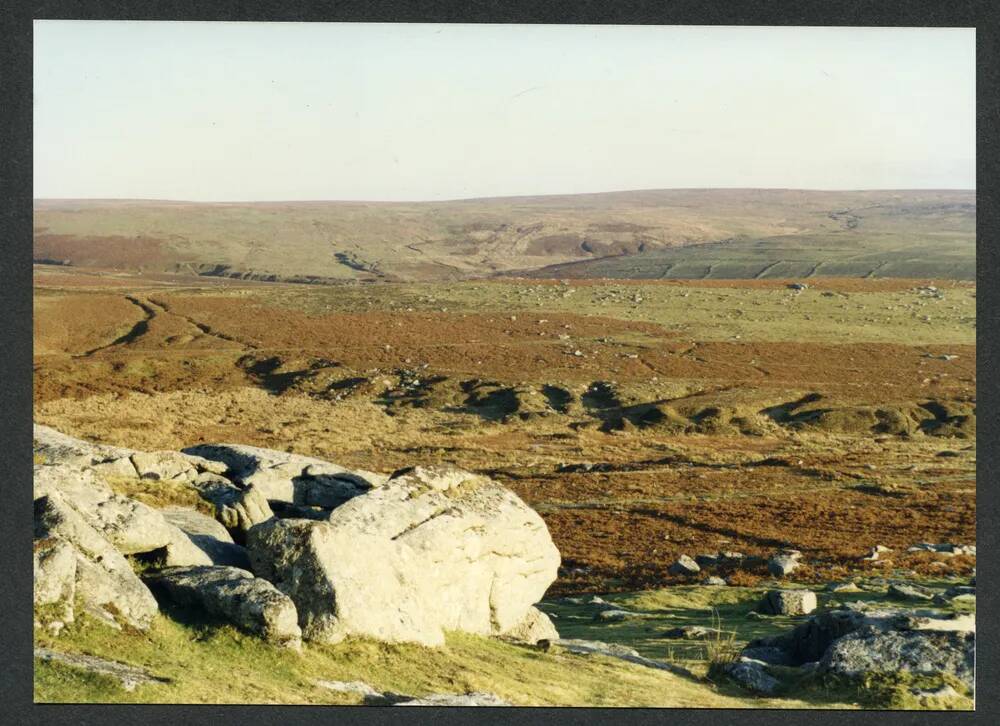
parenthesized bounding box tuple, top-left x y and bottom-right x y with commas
(726, 660, 781, 695)
(668, 554, 701, 576)
(594, 609, 638, 622)
(759, 589, 817, 616)
(888, 583, 936, 601)
(767, 554, 800, 578)
(663, 625, 718, 640)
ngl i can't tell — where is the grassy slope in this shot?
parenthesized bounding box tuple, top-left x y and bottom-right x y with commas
(32, 607, 828, 708)
(538, 583, 974, 710)
(35, 582, 973, 708)
(33, 189, 974, 281)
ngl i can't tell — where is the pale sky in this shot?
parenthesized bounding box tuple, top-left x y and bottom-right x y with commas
(34, 22, 975, 201)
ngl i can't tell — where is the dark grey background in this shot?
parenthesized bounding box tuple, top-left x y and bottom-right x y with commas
(1, 1, 996, 724)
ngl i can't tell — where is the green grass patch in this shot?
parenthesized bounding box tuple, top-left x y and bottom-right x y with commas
(103, 475, 215, 516)
(33, 605, 840, 707)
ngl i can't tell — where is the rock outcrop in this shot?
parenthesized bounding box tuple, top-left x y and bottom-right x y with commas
(34, 491, 159, 630)
(737, 605, 976, 693)
(34, 427, 561, 652)
(33, 424, 134, 468)
(767, 550, 802, 578)
(34, 463, 227, 569)
(144, 566, 302, 649)
(248, 465, 560, 646)
(183, 443, 386, 506)
(822, 626, 974, 690)
(396, 692, 512, 707)
(160, 507, 251, 569)
(199, 483, 274, 542)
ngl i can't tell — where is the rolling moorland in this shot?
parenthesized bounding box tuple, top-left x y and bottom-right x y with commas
(34, 189, 975, 282)
(32, 190, 976, 708)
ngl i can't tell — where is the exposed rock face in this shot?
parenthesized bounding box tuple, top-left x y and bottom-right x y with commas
(821, 626, 975, 689)
(130, 451, 203, 482)
(314, 679, 389, 701)
(34, 464, 220, 569)
(33, 425, 224, 483)
(34, 492, 158, 630)
(34, 464, 176, 555)
(554, 639, 695, 677)
(201, 483, 274, 540)
(144, 566, 302, 649)
(33, 428, 562, 653)
(183, 443, 385, 506)
(247, 465, 560, 646)
(33, 537, 77, 622)
(758, 590, 817, 616)
(33, 424, 134, 468)
(161, 506, 235, 542)
(907, 542, 976, 557)
(500, 606, 559, 644)
(160, 507, 250, 569)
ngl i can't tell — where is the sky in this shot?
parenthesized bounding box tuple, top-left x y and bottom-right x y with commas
(34, 22, 975, 201)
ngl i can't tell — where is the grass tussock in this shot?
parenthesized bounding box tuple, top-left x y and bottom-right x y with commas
(703, 609, 741, 672)
(102, 475, 215, 516)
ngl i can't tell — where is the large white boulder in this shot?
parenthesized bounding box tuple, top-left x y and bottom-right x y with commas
(247, 465, 560, 646)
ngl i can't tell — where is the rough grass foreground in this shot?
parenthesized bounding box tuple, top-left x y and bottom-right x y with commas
(35, 607, 836, 708)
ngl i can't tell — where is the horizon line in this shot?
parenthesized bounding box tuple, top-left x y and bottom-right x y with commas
(33, 186, 977, 206)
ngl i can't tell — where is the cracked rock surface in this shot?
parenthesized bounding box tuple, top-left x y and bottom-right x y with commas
(248, 465, 560, 646)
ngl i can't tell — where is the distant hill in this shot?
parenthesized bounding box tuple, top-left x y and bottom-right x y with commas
(33, 189, 975, 282)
